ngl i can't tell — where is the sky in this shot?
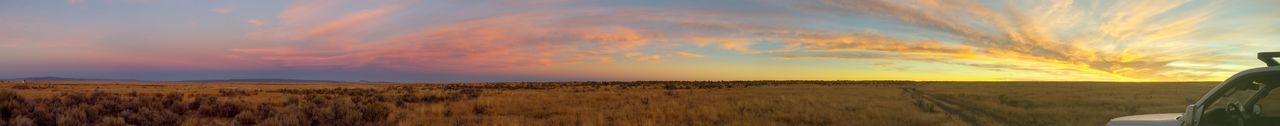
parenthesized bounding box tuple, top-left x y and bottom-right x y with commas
(1, 0, 1278, 82)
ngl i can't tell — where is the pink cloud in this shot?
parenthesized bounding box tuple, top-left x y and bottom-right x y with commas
(223, 0, 1246, 81)
(277, 1, 338, 25)
(210, 7, 233, 15)
(246, 19, 266, 27)
(232, 9, 673, 70)
(306, 5, 399, 38)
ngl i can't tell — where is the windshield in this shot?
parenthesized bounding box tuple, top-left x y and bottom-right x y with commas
(1199, 73, 1280, 126)
(1206, 81, 1262, 109)
(1260, 87, 1280, 117)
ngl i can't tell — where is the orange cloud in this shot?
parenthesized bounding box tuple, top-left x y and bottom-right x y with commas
(597, 57, 615, 63)
(785, 0, 1231, 81)
(670, 52, 704, 58)
(224, 0, 1242, 81)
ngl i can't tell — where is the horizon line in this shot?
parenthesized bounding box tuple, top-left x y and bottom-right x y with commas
(1, 76, 1223, 83)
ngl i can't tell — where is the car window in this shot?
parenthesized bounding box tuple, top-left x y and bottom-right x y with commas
(1260, 85, 1280, 117)
(1207, 81, 1261, 110)
(1197, 81, 1265, 125)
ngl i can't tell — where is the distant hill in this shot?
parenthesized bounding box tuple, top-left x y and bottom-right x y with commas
(2, 77, 349, 84)
(176, 79, 347, 83)
(5, 76, 149, 82)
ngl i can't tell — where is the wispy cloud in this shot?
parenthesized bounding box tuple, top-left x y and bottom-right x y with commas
(245, 19, 265, 27)
(670, 52, 704, 58)
(12, 0, 1268, 81)
(763, 0, 1237, 81)
(229, 0, 1252, 80)
(210, 7, 233, 15)
(232, 8, 679, 70)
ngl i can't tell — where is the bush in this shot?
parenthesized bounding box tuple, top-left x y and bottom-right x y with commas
(56, 107, 88, 126)
(9, 115, 34, 126)
(192, 96, 244, 118)
(95, 116, 127, 126)
(218, 89, 255, 97)
(258, 106, 311, 126)
(358, 103, 389, 122)
(233, 109, 260, 125)
(0, 90, 25, 119)
(128, 107, 180, 126)
(0, 87, 405, 126)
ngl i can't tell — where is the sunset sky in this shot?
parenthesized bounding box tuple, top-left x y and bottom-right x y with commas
(1, 0, 1278, 82)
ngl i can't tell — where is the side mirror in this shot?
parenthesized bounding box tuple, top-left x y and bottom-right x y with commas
(1183, 105, 1197, 124)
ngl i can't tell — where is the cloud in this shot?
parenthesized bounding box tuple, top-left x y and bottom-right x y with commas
(762, 0, 1234, 81)
(232, 8, 675, 70)
(597, 57, 614, 63)
(623, 52, 663, 62)
(305, 5, 399, 38)
(691, 37, 755, 53)
(872, 62, 895, 67)
(210, 7, 233, 15)
(670, 52, 704, 58)
(277, 1, 338, 25)
(246, 19, 265, 27)
(872, 62, 914, 71)
(224, 0, 1250, 81)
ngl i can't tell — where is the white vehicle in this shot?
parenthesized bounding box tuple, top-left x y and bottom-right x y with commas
(1108, 52, 1280, 126)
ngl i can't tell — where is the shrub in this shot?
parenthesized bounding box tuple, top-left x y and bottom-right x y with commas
(9, 115, 34, 126)
(218, 89, 255, 97)
(193, 96, 244, 118)
(129, 107, 180, 126)
(56, 107, 88, 126)
(0, 90, 25, 119)
(95, 116, 127, 126)
(258, 106, 311, 126)
(233, 109, 260, 125)
(0, 86, 420, 126)
(358, 103, 389, 122)
(459, 89, 482, 98)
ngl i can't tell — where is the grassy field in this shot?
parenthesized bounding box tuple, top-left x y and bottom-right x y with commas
(0, 81, 1216, 126)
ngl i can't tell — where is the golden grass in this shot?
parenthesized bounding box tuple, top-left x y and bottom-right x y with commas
(915, 82, 1216, 126)
(0, 81, 1215, 126)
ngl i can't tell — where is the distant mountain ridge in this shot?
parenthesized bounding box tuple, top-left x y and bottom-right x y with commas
(177, 79, 346, 83)
(3, 76, 349, 83)
(5, 76, 150, 82)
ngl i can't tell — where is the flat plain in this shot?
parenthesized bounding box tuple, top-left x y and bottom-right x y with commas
(0, 81, 1216, 126)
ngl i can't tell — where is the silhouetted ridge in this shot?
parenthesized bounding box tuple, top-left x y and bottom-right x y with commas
(177, 78, 346, 83)
(5, 76, 148, 82)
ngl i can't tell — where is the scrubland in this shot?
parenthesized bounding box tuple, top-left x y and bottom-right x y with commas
(0, 81, 1215, 126)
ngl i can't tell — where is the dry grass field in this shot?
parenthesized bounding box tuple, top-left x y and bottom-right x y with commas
(0, 81, 1216, 126)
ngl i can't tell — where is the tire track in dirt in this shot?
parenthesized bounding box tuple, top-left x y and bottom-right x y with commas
(902, 88, 981, 126)
(929, 93, 1018, 125)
